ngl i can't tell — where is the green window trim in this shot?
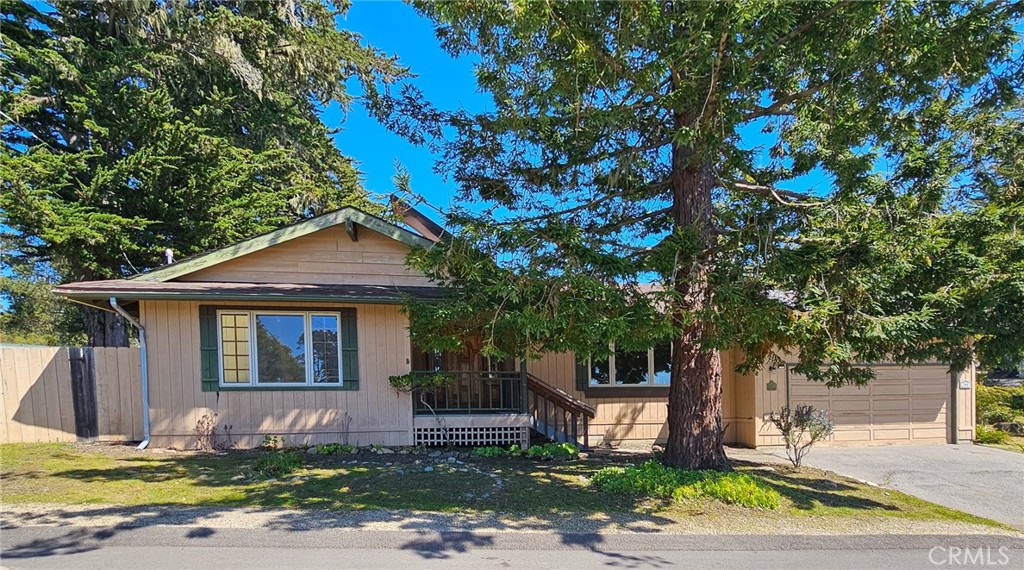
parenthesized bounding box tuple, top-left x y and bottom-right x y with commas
(199, 305, 358, 392)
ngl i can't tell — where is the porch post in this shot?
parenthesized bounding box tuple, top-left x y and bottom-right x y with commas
(519, 358, 528, 413)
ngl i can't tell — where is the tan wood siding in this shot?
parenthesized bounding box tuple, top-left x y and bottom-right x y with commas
(139, 300, 415, 449)
(177, 225, 433, 287)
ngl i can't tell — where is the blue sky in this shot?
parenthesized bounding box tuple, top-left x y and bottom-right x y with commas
(327, 1, 489, 211)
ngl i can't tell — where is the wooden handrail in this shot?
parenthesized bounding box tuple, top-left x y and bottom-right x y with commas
(525, 373, 596, 418)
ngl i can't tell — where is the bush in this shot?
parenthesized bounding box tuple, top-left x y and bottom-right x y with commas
(254, 451, 303, 477)
(472, 446, 512, 458)
(315, 443, 354, 455)
(977, 384, 1016, 414)
(765, 404, 835, 468)
(591, 460, 780, 509)
(524, 442, 578, 460)
(982, 405, 1017, 425)
(975, 425, 1011, 445)
(1011, 391, 1024, 412)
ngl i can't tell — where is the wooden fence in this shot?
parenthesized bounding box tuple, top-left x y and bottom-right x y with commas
(0, 346, 143, 444)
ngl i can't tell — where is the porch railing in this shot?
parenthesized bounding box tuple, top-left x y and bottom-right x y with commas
(526, 373, 596, 449)
(412, 370, 525, 415)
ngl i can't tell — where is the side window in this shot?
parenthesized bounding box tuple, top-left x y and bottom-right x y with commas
(587, 342, 672, 387)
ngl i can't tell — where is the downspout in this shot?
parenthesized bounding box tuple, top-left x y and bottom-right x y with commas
(110, 297, 151, 450)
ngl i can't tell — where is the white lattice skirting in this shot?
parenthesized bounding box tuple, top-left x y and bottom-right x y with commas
(415, 426, 530, 448)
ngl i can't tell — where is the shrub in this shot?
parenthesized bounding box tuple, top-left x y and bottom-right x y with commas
(524, 442, 579, 460)
(591, 460, 780, 509)
(977, 385, 1016, 416)
(1010, 391, 1024, 412)
(254, 451, 303, 477)
(262, 435, 283, 450)
(765, 404, 835, 468)
(982, 405, 1017, 425)
(472, 446, 513, 458)
(315, 443, 354, 455)
(975, 425, 1011, 445)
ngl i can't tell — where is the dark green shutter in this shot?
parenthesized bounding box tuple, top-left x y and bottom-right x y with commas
(199, 306, 219, 392)
(575, 354, 588, 391)
(339, 308, 359, 390)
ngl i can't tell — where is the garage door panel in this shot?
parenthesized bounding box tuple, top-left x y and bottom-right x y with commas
(913, 409, 945, 421)
(830, 399, 871, 412)
(870, 384, 910, 396)
(832, 429, 872, 443)
(913, 427, 948, 440)
(908, 367, 947, 379)
(831, 413, 871, 424)
(873, 428, 912, 441)
(911, 397, 946, 412)
(828, 385, 871, 396)
(795, 398, 831, 409)
(872, 399, 911, 411)
(790, 383, 830, 397)
(870, 413, 912, 424)
(873, 369, 911, 381)
(912, 383, 948, 396)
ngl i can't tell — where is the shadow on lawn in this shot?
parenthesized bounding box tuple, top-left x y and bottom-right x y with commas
(1, 447, 898, 562)
(730, 458, 898, 512)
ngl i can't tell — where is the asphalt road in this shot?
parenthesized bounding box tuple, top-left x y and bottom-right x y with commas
(2, 526, 1022, 570)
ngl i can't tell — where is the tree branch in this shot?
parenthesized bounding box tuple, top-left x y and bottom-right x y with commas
(723, 180, 827, 207)
(744, 79, 831, 121)
(593, 206, 673, 234)
(503, 180, 672, 226)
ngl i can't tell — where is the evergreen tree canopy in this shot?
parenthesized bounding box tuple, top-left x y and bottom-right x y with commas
(405, 1, 1023, 468)
(1, 0, 423, 343)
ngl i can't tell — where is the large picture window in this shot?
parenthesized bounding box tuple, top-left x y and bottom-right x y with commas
(588, 343, 672, 387)
(217, 310, 342, 387)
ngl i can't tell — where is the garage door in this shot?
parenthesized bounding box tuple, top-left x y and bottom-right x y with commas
(788, 364, 950, 445)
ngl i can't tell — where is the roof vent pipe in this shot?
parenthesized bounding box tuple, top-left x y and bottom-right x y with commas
(110, 297, 151, 450)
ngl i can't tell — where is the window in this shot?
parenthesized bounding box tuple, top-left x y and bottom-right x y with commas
(217, 310, 342, 386)
(588, 342, 672, 387)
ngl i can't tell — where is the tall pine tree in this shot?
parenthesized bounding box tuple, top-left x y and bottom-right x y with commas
(404, 1, 1023, 468)
(1, 0, 421, 344)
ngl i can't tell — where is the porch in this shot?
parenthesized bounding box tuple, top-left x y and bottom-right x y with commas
(407, 369, 596, 449)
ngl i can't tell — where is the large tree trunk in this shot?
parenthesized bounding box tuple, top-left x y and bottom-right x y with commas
(663, 145, 729, 470)
(83, 306, 129, 347)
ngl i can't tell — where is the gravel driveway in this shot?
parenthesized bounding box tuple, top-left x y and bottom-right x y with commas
(762, 444, 1024, 528)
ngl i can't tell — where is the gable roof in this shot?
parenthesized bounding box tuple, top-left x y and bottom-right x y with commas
(135, 207, 435, 283)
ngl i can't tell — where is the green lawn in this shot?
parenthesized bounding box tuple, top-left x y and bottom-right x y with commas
(0, 443, 1006, 531)
(981, 434, 1024, 454)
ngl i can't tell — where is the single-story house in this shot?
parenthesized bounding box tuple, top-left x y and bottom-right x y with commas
(55, 205, 976, 450)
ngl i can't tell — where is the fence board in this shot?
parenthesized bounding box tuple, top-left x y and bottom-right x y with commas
(54, 349, 76, 437)
(2, 349, 25, 443)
